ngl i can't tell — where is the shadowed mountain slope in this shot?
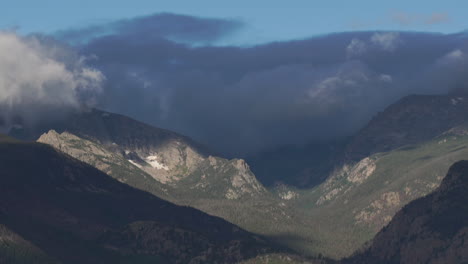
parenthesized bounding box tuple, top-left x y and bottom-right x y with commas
(345, 95, 468, 162)
(345, 160, 468, 264)
(0, 135, 277, 264)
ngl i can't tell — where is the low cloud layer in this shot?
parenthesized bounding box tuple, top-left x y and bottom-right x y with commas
(0, 32, 104, 131)
(51, 14, 468, 156)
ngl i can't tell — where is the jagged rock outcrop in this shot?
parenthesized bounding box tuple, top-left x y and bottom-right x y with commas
(316, 157, 377, 205)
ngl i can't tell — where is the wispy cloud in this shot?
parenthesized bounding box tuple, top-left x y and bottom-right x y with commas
(390, 11, 451, 26)
(391, 11, 414, 26)
(425, 12, 451, 25)
(346, 38, 367, 57)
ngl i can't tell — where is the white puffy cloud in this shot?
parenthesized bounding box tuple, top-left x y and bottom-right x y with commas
(370, 32, 401, 51)
(0, 32, 104, 129)
(306, 62, 393, 117)
(444, 49, 464, 61)
(346, 32, 402, 58)
(434, 49, 466, 67)
(346, 38, 367, 57)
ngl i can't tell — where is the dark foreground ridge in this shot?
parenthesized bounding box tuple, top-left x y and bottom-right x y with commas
(345, 160, 468, 264)
(0, 135, 278, 264)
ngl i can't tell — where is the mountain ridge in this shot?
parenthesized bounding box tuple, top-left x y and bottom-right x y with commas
(0, 134, 279, 264)
(345, 160, 468, 264)
(344, 94, 468, 161)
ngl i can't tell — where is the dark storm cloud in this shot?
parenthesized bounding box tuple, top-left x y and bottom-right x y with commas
(59, 14, 468, 156)
(55, 13, 244, 45)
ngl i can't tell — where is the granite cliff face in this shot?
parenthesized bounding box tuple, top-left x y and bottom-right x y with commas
(346, 160, 468, 264)
(316, 157, 377, 206)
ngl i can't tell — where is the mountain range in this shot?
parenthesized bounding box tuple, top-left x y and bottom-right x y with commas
(2, 94, 468, 263)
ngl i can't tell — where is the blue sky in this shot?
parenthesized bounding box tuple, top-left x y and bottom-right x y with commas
(2, 0, 468, 44)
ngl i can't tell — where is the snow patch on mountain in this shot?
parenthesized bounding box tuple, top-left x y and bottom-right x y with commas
(145, 155, 169, 170)
(128, 160, 142, 169)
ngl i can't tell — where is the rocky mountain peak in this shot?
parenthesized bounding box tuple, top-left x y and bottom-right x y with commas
(36, 108, 268, 201)
(233, 159, 250, 172)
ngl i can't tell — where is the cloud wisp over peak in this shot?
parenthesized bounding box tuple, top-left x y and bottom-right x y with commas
(0, 31, 104, 131)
